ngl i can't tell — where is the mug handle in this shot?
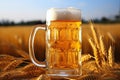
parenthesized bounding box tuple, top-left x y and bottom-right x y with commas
(29, 26, 46, 67)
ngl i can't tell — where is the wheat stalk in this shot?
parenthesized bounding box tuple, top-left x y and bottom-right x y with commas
(3, 59, 23, 71)
(88, 38, 102, 68)
(89, 22, 115, 69)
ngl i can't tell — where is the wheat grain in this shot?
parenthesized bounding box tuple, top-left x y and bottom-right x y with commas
(81, 54, 94, 63)
(0, 54, 15, 61)
(90, 23, 105, 64)
(0, 61, 11, 70)
(3, 59, 23, 71)
(89, 23, 104, 68)
(88, 38, 102, 68)
(82, 61, 99, 74)
(99, 35, 107, 57)
(0, 70, 44, 80)
(90, 22, 100, 49)
(22, 63, 45, 72)
(99, 35, 107, 66)
(78, 74, 101, 80)
(108, 46, 114, 67)
(21, 63, 45, 78)
(22, 69, 45, 78)
(0, 70, 24, 80)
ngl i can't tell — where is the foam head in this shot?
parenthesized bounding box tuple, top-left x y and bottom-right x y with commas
(46, 8, 81, 25)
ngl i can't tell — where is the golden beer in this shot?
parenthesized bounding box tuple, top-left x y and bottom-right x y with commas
(46, 20, 82, 75)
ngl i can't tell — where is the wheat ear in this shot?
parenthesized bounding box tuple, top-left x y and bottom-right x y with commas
(22, 63, 45, 72)
(0, 61, 11, 70)
(99, 35, 107, 57)
(90, 22, 100, 49)
(108, 45, 114, 67)
(0, 70, 44, 80)
(81, 54, 94, 63)
(88, 38, 102, 68)
(3, 59, 23, 71)
(0, 55, 15, 61)
(77, 74, 101, 80)
(0, 70, 24, 80)
(99, 35, 107, 66)
(22, 70, 45, 78)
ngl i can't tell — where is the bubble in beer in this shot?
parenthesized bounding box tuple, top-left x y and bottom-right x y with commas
(46, 7, 81, 25)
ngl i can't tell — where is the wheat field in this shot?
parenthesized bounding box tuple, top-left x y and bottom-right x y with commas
(0, 23, 120, 80)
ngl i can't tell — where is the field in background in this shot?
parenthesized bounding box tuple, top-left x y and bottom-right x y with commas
(0, 24, 120, 62)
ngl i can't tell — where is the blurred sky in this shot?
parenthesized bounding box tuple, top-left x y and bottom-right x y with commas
(0, 0, 119, 22)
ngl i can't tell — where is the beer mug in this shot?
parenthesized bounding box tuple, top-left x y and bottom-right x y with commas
(29, 8, 82, 78)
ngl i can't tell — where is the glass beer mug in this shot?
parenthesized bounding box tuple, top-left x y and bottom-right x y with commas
(29, 8, 82, 77)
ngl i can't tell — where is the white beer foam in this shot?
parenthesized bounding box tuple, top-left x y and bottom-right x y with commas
(46, 8, 81, 25)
